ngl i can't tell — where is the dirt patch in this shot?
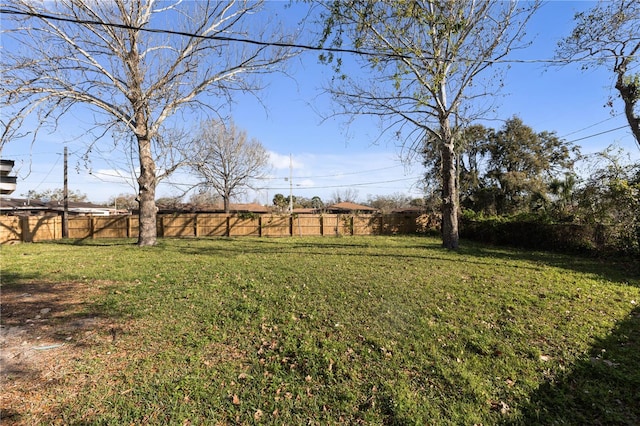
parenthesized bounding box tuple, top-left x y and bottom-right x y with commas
(1, 281, 112, 425)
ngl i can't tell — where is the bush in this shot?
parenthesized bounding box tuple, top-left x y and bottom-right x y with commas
(460, 215, 636, 256)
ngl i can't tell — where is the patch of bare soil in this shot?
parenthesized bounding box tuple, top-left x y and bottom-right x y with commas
(1, 281, 112, 425)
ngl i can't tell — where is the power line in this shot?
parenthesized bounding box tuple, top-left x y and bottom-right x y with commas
(0, 8, 626, 65)
(565, 125, 629, 144)
(559, 113, 624, 139)
(0, 8, 406, 61)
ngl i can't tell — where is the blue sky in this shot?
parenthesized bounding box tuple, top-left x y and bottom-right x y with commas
(1, 1, 638, 205)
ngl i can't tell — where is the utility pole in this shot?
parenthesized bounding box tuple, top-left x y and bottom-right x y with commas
(288, 154, 293, 213)
(62, 146, 69, 238)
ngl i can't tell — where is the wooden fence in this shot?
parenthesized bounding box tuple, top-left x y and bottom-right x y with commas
(0, 212, 437, 244)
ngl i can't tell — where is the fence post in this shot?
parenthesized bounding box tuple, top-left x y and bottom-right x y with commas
(194, 214, 199, 237)
(21, 216, 31, 242)
(90, 217, 96, 239)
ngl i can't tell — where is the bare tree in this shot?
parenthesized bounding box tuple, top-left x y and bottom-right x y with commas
(108, 193, 138, 211)
(328, 188, 359, 205)
(316, 0, 540, 249)
(188, 190, 222, 208)
(557, 0, 640, 150)
(189, 119, 270, 213)
(366, 192, 412, 214)
(1, 0, 297, 246)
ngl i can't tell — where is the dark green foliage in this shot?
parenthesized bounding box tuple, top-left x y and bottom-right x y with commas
(460, 213, 639, 256)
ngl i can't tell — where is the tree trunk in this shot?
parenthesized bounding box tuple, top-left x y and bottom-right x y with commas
(440, 128, 459, 250)
(137, 135, 157, 247)
(223, 194, 230, 214)
(615, 72, 640, 149)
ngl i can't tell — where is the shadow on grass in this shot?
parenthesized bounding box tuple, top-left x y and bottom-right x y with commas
(505, 306, 640, 425)
(173, 236, 639, 287)
(458, 240, 640, 288)
(44, 235, 639, 287)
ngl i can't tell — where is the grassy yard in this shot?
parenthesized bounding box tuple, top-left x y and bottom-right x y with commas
(1, 236, 639, 425)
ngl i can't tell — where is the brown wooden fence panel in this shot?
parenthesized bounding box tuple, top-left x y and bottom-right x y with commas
(320, 214, 352, 236)
(129, 216, 139, 239)
(25, 216, 60, 242)
(196, 214, 228, 237)
(229, 215, 260, 237)
(0, 212, 436, 244)
(68, 217, 92, 239)
(262, 215, 290, 237)
(381, 214, 405, 235)
(93, 216, 131, 238)
(0, 216, 21, 243)
(353, 215, 379, 236)
(160, 214, 196, 238)
(293, 215, 322, 236)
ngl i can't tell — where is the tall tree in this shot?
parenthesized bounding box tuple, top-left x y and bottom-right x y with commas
(1, 1, 297, 246)
(484, 117, 578, 215)
(273, 193, 288, 211)
(189, 120, 270, 213)
(557, 0, 640, 149)
(316, 0, 540, 249)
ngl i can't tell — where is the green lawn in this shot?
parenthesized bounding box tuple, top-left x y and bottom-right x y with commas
(2, 236, 639, 425)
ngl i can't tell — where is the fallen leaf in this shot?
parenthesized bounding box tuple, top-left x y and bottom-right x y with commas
(254, 409, 263, 421)
(232, 394, 240, 405)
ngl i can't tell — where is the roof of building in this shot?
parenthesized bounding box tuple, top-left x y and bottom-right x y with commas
(325, 202, 379, 212)
(0, 197, 112, 215)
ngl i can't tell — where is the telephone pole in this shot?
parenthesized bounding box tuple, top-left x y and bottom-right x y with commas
(62, 146, 69, 238)
(288, 154, 293, 213)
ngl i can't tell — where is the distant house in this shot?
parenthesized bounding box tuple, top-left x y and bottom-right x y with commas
(0, 198, 48, 215)
(0, 198, 113, 216)
(324, 202, 379, 214)
(46, 200, 112, 216)
(391, 206, 429, 214)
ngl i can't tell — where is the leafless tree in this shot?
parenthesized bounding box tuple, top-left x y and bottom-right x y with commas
(316, 0, 540, 249)
(1, 0, 298, 246)
(189, 119, 270, 213)
(108, 193, 138, 211)
(188, 190, 222, 208)
(329, 188, 359, 204)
